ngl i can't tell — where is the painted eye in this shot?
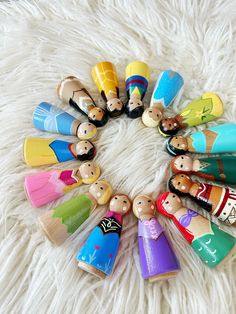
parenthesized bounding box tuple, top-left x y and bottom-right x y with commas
(156, 114, 159, 117)
(88, 123, 91, 126)
(175, 137, 178, 139)
(100, 187, 104, 190)
(95, 182, 98, 185)
(177, 144, 180, 147)
(181, 175, 184, 177)
(93, 115, 96, 118)
(130, 102, 133, 105)
(88, 164, 90, 166)
(181, 156, 184, 159)
(172, 195, 175, 198)
(149, 110, 152, 113)
(91, 172, 94, 175)
(115, 197, 118, 199)
(84, 130, 87, 134)
(138, 201, 141, 204)
(99, 110, 101, 112)
(148, 200, 151, 203)
(180, 164, 183, 168)
(165, 201, 169, 204)
(178, 182, 181, 185)
(169, 124, 171, 127)
(84, 147, 87, 150)
(123, 200, 127, 203)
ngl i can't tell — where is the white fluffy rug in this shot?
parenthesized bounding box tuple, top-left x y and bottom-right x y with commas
(1, 1, 236, 313)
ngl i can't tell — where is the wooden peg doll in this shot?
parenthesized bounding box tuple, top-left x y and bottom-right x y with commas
(24, 137, 96, 166)
(142, 70, 184, 127)
(171, 155, 236, 185)
(39, 180, 112, 246)
(133, 195, 180, 282)
(168, 173, 236, 226)
(157, 192, 236, 268)
(124, 61, 150, 119)
(91, 61, 124, 117)
(158, 92, 223, 137)
(33, 102, 97, 140)
(24, 161, 101, 207)
(166, 123, 236, 156)
(57, 76, 109, 127)
(76, 193, 131, 278)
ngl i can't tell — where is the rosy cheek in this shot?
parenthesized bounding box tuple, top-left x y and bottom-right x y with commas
(123, 206, 127, 211)
(138, 207, 142, 212)
(151, 205, 154, 210)
(181, 144, 185, 148)
(97, 192, 101, 197)
(181, 186, 186, 190)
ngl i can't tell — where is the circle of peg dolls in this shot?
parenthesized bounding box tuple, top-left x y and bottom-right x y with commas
(23, 60, 236, 282)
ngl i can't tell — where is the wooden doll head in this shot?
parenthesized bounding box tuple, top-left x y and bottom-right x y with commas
(75, 141, 96, 161)
(89, 180, 112, 205)
(79, 162, 101, 184)
(109, 194, 131, 215)
(171, 155, 194, 174)
(125, 95, 144, 119)
(157, 192, 183, 217)
(166, 136, 188, 156)
(133, 195, 156, 220)
(106, 98, 124, 117)
(87, 107, 109, 127)
(158, 117, 180, 136)
(168, 173, 193, 196)
(77, 122, 97, 140)
(142, 106, 163, 127)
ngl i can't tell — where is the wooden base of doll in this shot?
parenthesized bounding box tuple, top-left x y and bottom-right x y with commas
(38, 212, 69, 246)
(78, 261, 106, 279)
(148, 271, 178, 283)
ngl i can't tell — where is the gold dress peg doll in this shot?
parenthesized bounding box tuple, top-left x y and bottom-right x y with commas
(92, 61, 124, 117)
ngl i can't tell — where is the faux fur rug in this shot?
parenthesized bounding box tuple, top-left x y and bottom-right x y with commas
(1, 1, 236, 313)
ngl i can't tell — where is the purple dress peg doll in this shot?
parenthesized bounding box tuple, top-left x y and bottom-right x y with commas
(133, 195, 181, 282)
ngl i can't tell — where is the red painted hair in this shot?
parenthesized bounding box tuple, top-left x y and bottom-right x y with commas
(156, 192, 194, 244)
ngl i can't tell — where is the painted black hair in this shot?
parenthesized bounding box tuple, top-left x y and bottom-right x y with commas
(77, 142, 96, 161)
(88, 109, 109, 127)
(124, 102, 144, 119)
(168, 174, 187, 196)
(158, 120, 180, 136)
(166, 137, 187, 156)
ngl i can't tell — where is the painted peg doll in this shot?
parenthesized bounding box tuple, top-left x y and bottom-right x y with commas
(91, 61, 124, 117)
(39, 180, 112, 246)
(171, 155, 236, 185)
(157, 192, 236, 268)
(166, 123, 236, 156)
(168, 173, 236, 226)
(159, 92, 224, 137)
(57, 76, 108, 127)
(24, 161, 101, 207)
(24, 137, 96, 166)
(76, 194, 131, 278)
(133, 195, 180, 282)
(142, 70, 184, 127)
(33, 102, 97, 140)
(124, 61, 150, 119)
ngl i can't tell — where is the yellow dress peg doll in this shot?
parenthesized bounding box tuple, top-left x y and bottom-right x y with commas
(92, 61, 124, 117)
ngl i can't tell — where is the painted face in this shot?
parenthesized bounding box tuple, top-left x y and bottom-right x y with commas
(109, 194, 131, 214)
(107, 98, 123, 113)
(159, 117, 180, 136)
(77, 122, 97, 140)
(133, 195, 156, 220)
(170, 174, 192, 194)
(172, 155, 193, 173)
(128, 97, 143, 111)
(89, 180, 112, 205)
(79, 162, 100, 183)
(160, 193, 182, 215)
(170, 136, 188, 151)
(142, 107, 162, 127)
(75, 140, 96, 160)
(88, 107, 105, 122)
